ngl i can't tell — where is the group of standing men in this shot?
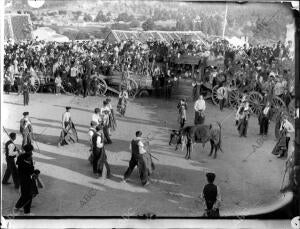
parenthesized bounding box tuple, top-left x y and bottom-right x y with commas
(2, 111, 41, 215)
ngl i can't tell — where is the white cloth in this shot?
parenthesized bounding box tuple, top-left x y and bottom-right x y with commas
(92, 114, 101, 125)
(7, 143, 17, 157)
(119, 91, 129, 99)
(55, 77, 62, 87)
(217, 87, 228, 100)
(263, 107, 270, 116)
(100, 106, 111, 115)
(96, 134, 104, 148)
(129, 137, 146, 154)
(88, 128, 96, 143)
(194, 99, 206, 112)
(70, 67, 78, 77)
(62, 112, 71, 124)
(280, 120, 295, 138)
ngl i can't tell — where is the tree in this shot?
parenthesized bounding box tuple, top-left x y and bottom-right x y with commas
(58, 10, 67, 15)
(142, 18, 155, 31)
(83, 13, 93, 22)
(94, 10, 109, 22)
(116, 12, 132, 22)
(129, 19, 140, 28)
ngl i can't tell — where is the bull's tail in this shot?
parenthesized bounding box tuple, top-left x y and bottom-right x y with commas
(216, 121, 223, 153)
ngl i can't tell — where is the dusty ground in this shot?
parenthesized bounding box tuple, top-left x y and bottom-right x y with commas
(1, 93, 287, 217)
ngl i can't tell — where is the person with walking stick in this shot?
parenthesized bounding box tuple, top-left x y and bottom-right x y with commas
(14, 144, 39, 215)
(2, 132, 20, 189)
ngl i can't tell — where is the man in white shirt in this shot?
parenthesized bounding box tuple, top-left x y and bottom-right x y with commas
(55, 75, 62, 95)
(217, 84, 228, 111)
(59, 106, 78, 146)
(62, 106, 72, 130)
(123, 131, 149, 186)
(92, 108, 102, 126)
(194, 95, 206, 125)
(2, 132, 20, 189)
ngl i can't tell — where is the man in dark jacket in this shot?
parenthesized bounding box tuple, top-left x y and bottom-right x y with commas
(258, 101, 272, 136)
(2, 132, 20, 189)
(201, 172, 221, 218)
(15, 144, 38, 215)
(83, 57, 92, 98)
(123, 131, 149, 186)
(92, 125, 111, 178)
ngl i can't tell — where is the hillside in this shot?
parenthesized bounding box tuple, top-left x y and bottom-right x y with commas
(5, 0, 294, 43)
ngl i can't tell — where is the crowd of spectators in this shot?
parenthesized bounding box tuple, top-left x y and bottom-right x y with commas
(4, 37, 294, 104)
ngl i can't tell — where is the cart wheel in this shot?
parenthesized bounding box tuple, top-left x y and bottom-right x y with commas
(29, 78, 40, 93)
(271, 96, 287, 117)
(211, 86, 219, 105)
(91, 76, 107, 96)
(248, 91, 263, 115)
(62, 78, 77, 94)
(288, 99, 295, 119)
(119, 78, 138, 98)
(228, 89, 242, 109)
(139, 89, 149, 97)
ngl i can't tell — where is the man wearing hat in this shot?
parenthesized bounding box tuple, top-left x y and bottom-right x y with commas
(92, 125, 111, 178)
(88, 121, 98, 165)
(15, 144, 39, 215)
(22, 79, 30, 106)
(100, 101, 112, 144)
(123, 131, 150, 186)
(2, 132, 20, 189)
(59, 106, 78, 146)
(92, 108, 102, 126)
(62, 106, 72, 130)
(20, 112, 33, 148)
(200, 172, 221, 217)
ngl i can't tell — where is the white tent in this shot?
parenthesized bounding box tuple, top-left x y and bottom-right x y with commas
(225, 36, 246, 48)
(32, 27, 69, 42)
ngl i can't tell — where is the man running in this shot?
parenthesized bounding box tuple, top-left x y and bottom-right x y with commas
(123, 131, 150, 186)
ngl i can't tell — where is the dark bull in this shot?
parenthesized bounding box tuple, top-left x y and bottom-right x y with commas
(169, 122, 223, 159)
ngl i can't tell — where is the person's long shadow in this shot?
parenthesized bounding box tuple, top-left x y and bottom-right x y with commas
(30, 122, 88, 135)
(53, 105, 93, 113)
(4, 101, 24, 106)
(105, 138, 131, 153)
(35, 147, 128, 181)
(117, 115, 164, 128)
(31, 117, 89, 129)
(6, 128, 89, 147)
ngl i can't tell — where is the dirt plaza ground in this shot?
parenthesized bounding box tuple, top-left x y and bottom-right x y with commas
(1, 93, 287, 216)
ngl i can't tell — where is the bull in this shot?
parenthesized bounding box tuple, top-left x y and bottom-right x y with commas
(169, 122, 223, 159)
